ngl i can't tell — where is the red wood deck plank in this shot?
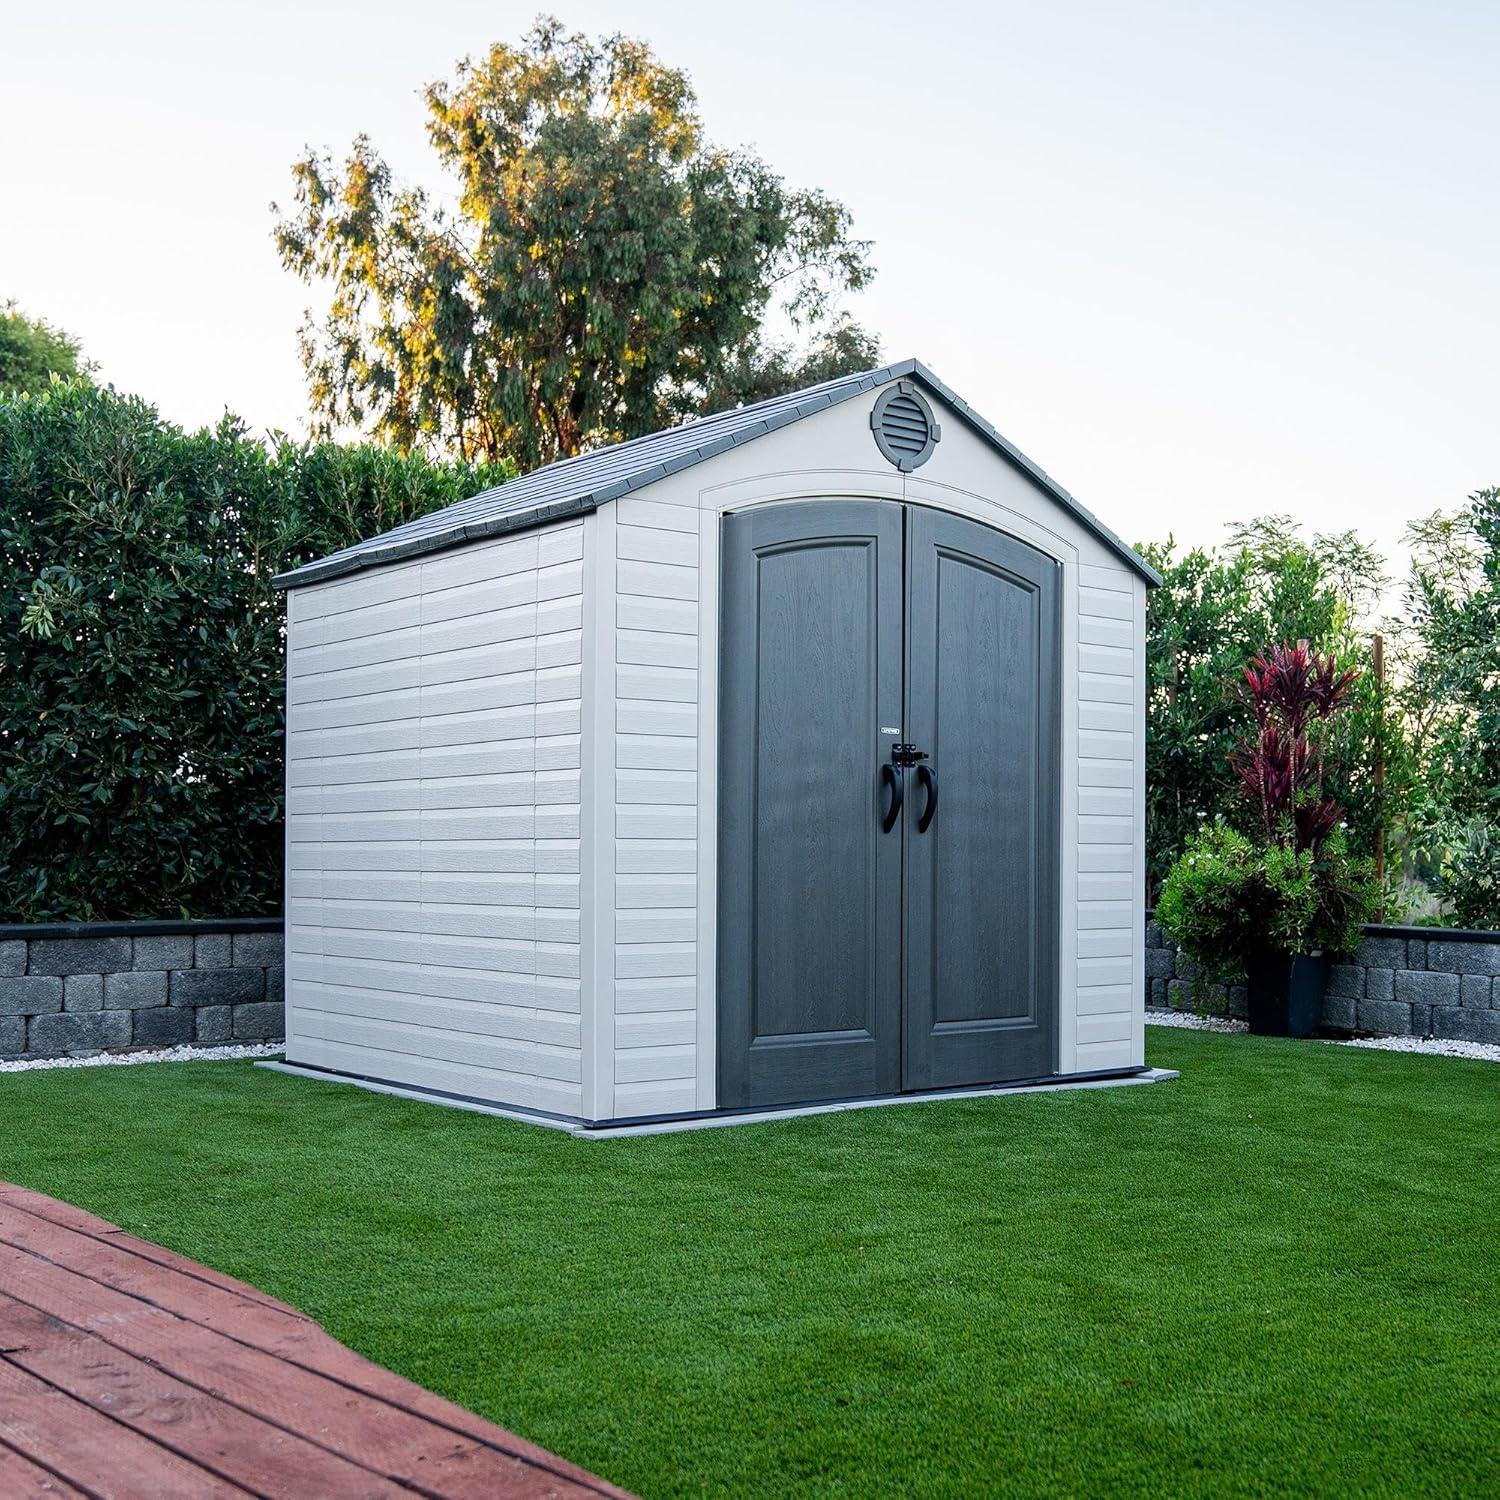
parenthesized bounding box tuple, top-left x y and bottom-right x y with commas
(0, 1358, 252, 1499)
(2, 1295, 412, 1499)
(0, 1186, 633, 1499)
(0, 1197, 631, 1494)
(0, 1437, 88, 1499)
(0, 1186, 306, 1318)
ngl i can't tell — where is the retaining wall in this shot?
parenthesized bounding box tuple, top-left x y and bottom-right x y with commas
(1146, 920, 1500, 1042)
(0, 919, 284, 1061)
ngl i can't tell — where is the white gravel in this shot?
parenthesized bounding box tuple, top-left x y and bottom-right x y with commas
(0, 1042, 282, 1075)
(1327, 1034, 1500, 1062)
(1145, 1008, 1500, 1062)
(1144, 1010, 1248, 1034)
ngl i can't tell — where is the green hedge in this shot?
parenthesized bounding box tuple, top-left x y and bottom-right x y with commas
(0, 382, 509, 920)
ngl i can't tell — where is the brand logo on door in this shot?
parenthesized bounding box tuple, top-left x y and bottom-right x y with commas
(881, 726, 902, 736)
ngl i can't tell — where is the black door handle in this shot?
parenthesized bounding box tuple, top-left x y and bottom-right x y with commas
(881, 763, 904, 833)
(916, 762, 938, 832)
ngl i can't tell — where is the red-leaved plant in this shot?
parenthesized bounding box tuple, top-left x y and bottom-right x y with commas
(1229, 643, 1359, 853)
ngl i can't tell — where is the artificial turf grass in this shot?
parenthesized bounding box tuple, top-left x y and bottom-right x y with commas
(0, 1030, 1495, 1497)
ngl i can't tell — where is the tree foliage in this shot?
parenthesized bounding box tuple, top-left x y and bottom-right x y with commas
(0, 381, 506, 921)
(1141, 517, 1407, 900)
(273, 17, 876, 468)
(0, 301, 91, 395)
(1397, 488, 1500, 921)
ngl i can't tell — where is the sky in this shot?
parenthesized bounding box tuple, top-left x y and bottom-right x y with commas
(4, 0, 1497, 577)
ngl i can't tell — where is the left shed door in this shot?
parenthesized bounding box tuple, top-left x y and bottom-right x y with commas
(717, 501, 905, 1109)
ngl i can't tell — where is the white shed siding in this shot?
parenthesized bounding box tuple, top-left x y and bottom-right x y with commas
(586, 392, 1149, 1102)
(1073, 563, 1147, 1070)
(284, 523, 588, 1115)
(609, 495, 703, 1117)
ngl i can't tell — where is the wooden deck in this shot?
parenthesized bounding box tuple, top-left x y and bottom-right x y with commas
(0, 1182, 633, 1499)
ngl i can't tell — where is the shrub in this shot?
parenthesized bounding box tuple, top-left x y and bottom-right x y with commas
(0, 381, 508, 920)
(1157, 643, 1378, 976)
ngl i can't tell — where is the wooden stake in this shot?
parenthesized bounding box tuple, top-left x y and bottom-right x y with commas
(1373, 632, 1386, 918)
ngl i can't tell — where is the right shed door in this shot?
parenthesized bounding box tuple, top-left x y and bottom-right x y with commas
(901, 507, 1060, 1090)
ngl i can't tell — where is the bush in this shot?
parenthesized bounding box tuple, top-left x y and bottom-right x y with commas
(0, 381, 508, 920)
(1428, 817, 1500, 929)
(1156, 642, 1379, 977)
(1157, 825, 1375, 982)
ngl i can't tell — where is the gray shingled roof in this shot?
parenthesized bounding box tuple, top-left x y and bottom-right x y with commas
(274, 358, 1160, 589)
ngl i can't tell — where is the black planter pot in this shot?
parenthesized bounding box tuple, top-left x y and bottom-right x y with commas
(1245, 950, 1329, 1038)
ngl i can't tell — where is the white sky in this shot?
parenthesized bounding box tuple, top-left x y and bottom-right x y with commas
(4, 1, 1497, 570)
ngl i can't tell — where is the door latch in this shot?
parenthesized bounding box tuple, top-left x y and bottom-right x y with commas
(890, 742, 928, 767)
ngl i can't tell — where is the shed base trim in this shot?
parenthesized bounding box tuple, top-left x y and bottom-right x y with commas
(258, 1059, 1178, 1136)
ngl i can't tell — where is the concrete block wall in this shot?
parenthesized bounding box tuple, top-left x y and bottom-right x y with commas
(1146, 919, 1500, 1041)
(0, 920, 284, 1061)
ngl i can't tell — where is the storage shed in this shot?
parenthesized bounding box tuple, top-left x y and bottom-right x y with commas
(273, 359, 1162, 1129)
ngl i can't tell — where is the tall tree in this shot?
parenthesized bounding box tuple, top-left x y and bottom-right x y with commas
(0, 302, 90, 394)
(274, 17, 877, 468)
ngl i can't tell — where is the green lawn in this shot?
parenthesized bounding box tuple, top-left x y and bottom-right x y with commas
(2, 1030, 1496, 1497)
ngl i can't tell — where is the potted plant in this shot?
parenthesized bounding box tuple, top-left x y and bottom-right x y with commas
(1156, 644, 1378, 1037)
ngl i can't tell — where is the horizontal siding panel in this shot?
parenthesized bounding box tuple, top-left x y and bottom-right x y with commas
(617, 498, 699, 533)
(615, 975, 697, 1012)
(294, 1010, 580, 1082)
(1079, 872, 1133, 903)
(1077, 1012, 1133, 1045)
(612, 1079, 697, 1116)
(420, 572, 537, 628)
(617, 594, 697, 635)
(616, 875, 697, 909)
(295, 980, 580, 1049)
(1078, 926, 1134, 958)
(615, 1012, 697, 1049)
(617, 909, 697, 944)
(1078, 785, 1133, 818)
(1078, 758, 1133, 788)
(614, 1044, 696, 1084)
(615, 839, 696, 874)
(1078, 615, 1134, 651)
(1079, 587, 1133, 621)
(616, 806, 696, 839)
(420, 839, 535, 873)
(1079, 701, 1133, 734)
(1074, 1038, 1135, 1072)
(1079, 900, 1134, 930)
(536, 560, 584, 601)
(617, 664, 696, 703)
(289, 1028, 582, 1115)
(420, 533, 541, 592)
(1078, 671, 1134, 705)
(617, 629, 697, 668)
(1078, 814, 1134, 845)
(617, 734, 696, 771)
(1078, 564, 1134, 594)
(615, 769, 696, 805)
(1076, 847, 1133, 877)
(617, 558, 697, 602)
(1077, 955, 1133, 987)
(616, 944, 696, 979)
(1077, 984, 1134, 1016)
(1079, 729, 1133, 762)
(421, 743, 534, 780)
(1078, 642, 1132, 676)
(536, 733, 582, 770)
(617, 700, 696, 737)
(420, 602, 537, 656)
(538, 524, 584, 566)
(618, 525, 697, 567)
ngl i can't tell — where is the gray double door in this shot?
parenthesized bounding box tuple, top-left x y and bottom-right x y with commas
(718, 499, 1059, 1110)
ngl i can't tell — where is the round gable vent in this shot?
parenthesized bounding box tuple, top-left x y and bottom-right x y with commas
(870, 381, 940, 471)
